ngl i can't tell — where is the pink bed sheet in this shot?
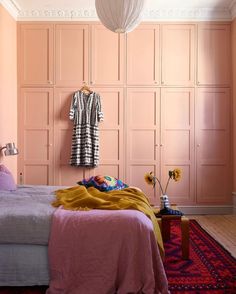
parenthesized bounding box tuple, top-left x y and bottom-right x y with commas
(46, 208, 169, 294)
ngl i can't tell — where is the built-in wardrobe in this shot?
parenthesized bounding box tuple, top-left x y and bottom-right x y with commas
(17, 22, 232, 206)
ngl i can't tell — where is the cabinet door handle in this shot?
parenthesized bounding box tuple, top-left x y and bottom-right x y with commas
(197, 144, 200, 147)
(160, 143, 163, 147)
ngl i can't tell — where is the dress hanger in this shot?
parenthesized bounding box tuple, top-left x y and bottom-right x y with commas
(79, 82, 93, 95)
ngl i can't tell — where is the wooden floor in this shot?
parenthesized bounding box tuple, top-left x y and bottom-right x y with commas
(190, 215, 236, 258)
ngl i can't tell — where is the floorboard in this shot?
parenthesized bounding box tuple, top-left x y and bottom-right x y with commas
(189, 215, 236, 258)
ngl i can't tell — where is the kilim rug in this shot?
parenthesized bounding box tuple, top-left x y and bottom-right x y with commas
(0, 220, 235, 294)
(164, 220, 236, 294)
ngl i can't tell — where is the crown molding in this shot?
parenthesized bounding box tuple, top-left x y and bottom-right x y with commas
(142, 7, 231, 21)
(230, 0, 236, 19)
(16, 7, 232, 21)
(0, 0, 20, 19)
(17, 8, 97, 21)
(1, 1, 234, 22)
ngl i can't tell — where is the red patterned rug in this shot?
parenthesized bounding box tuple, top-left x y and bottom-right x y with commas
(0, 220, 235, 294)
(164, 220, 236, 293)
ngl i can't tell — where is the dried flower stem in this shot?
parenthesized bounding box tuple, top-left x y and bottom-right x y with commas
(155, 177, 164, 195)
(164, 177, 171, 194)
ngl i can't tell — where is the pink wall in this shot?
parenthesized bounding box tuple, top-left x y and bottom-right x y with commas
(232, 19, 236, 193)
(0, 5, 17, 179)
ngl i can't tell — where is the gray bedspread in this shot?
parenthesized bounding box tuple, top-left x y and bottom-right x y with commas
(0, 185, 65, 245)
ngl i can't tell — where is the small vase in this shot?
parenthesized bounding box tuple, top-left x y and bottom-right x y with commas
(160, 194, 170, 210)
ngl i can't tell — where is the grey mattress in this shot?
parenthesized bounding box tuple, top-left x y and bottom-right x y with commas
(0, 185, 64, 245)
(0, 185, 67, 286)
(0, 244, 49, 286)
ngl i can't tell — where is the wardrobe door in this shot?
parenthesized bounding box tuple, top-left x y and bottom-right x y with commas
(197, 24, 231, 86)
(91, 25, 124, 85)
(18, 24, 54, 86)
(18, 88, 54, 185)
(87, 88, 124, 180)
(161, 24, 195, 86)
(161, 88, 195, 205)
(54, 88, 86, 186)
(55, 24, 89, 87)
(196, 88, 231, 204)
(126, 88, 160, 205)
(126, 24, 160, 86)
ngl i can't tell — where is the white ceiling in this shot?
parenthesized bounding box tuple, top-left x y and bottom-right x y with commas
(1, 0, 236, 20)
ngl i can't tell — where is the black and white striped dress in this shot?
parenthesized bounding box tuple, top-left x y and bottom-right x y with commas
(69, 91, 104, 167)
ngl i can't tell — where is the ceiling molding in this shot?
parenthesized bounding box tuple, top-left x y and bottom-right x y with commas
(0, 0, 20, 19)
(230, 0, 236, 19)
(142, 7, 231, 21)
(1, 0, 235, 21)
(17, 8, 97, 21)
(16, 7, 233, 21)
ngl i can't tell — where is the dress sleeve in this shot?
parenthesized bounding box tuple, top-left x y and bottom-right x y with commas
(69, 92, 77, 121)
(97, 94, 104, 122)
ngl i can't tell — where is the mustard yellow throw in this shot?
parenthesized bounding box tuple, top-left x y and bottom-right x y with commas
(52, 186, 164, 257)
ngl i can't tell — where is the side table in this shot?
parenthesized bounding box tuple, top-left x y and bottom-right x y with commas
(154, 205, 189, 259)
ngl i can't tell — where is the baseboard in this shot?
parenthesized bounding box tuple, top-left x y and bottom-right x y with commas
(170, 192, 236, 215)
(153, 192, 236, 215)
(233, 192, 236, 215)
(177, 205, 234, 215)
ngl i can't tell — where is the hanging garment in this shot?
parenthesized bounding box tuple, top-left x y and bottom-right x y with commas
(69, 90, 104, 167)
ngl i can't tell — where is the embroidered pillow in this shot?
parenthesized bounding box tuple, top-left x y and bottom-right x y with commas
(78, 175, 128, 192)
(0, 164, 16, 191)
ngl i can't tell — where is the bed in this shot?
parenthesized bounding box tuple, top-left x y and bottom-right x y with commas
(0, 184, 169, 294)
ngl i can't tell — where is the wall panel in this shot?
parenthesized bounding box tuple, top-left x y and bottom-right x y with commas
(91, 24, 124, 85)
(126, 24, 160, 85)
(196, 88, 231, 203)
(197, 24, 231, 86)
(55, 24, 89, 86)
(161, 24, 195, 86)
(19, 24, 54, 86)
(18, 88, 54, 185)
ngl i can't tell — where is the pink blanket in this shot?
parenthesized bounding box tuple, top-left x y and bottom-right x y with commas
(47, 208, 169, 294)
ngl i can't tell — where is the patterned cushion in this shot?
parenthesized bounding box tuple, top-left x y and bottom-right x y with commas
(78, 175, 128, 192)
(0, 164, 16, 191)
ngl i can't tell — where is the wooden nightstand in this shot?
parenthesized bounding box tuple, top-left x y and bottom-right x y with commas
(154, 205, 190, 260)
